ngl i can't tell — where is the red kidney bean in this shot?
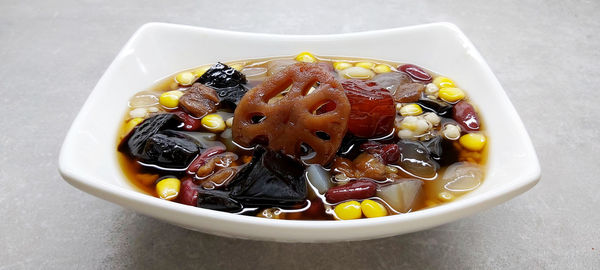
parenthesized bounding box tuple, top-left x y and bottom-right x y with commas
(173, 111, 203, 131)
(360, 142, 400, 164)
(186, 146, 226, 175)
(398, 64, 432, 83)
(325, 179, 377, 203)
(452, 100, 480, 132)
(178, 178, 199, 206)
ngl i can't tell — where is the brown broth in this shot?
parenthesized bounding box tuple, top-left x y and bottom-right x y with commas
(117, 54, 488, 220)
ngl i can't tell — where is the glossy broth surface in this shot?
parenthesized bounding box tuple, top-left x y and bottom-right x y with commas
(117, 54, 488, 220)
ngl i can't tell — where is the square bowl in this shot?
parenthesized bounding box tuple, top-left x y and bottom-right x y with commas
(59, 22, 540, 242)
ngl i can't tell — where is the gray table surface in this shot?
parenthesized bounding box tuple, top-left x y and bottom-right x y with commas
(1, 0, 599, 269)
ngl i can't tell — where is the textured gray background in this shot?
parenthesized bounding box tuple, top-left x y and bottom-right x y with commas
(1, 0, 599, 269)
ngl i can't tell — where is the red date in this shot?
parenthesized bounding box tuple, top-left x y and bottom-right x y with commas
(342, 80, 395, 138)
(398, 64, 432, 83)
(453, 100, 480, 132)
(325, 179, 377, 203)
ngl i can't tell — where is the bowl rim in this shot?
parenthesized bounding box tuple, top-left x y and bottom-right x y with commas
(58, 22, 541, 241)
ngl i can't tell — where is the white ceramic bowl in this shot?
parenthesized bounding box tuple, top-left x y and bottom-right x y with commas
(59, 22, 540, 242)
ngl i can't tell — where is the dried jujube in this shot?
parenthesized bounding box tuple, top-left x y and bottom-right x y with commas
(179, 83, 219, 118)
(342, 79, 395, 138)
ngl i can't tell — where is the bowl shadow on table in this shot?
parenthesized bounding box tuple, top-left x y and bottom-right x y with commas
(113, 209, 472, 269)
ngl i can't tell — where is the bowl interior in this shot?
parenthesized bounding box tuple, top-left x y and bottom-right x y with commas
(59, 22, 540, 242)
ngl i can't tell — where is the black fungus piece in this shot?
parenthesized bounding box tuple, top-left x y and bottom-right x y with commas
(196, 62, 248, 107)
(139, 130, 200, 169)
(336, 134, 368, 160)
(397, 140, 440, 179)
(197, 189, 243, 213)
(118, 114, 183, 159)
(417, 98, 453, 117)
(214, 85, 248, 107)
(229, 146, 307, 207)
(196, 62, 247, 88)
(438, 139, 460, 167)
(420, 136, 443, 160)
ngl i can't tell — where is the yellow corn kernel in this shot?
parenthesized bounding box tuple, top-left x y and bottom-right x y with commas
(334, 201, 362, 220)
(355, 62, 375, 70)
(333, 62, 353, 71)
(175, 71, 196, 86)
(159, 90, 184, 108)
(433, 76, 455, 88)
(229, 62, 245, 71)
(192, 66, 210, 77)
(438, 87, 465, 103)
(399, 103, 423, 116)
(295, 52, 317, 63)
(201, 113, 226, 133)
(438, 191, 454, 202)
(156, 177, 181, 200)
(123, 117, 144, 137)
(459, 133, 487, 151)
(374, 64, 392, 73)
(361, 199, 388, 218)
